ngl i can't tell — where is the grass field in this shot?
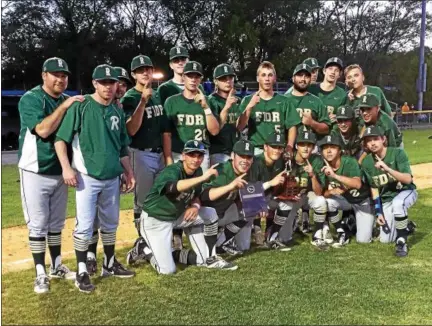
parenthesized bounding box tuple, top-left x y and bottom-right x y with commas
(2, 188, 432, 325)
(402, 129, 432, 164)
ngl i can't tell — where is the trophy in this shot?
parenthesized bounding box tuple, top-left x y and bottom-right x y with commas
(273, 158, 301, 201)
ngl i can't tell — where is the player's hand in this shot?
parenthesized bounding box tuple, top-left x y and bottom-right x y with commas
(374, 155, 389, 172)
(224, 88, 238, 109)
(165, 156, 174, 166)
(122, 171, 136, 192)
(329, 112, 336, 123)
(184, 206, 199, 222)
(321, 160, 336, 178)
(63, 167, 78, 187)
(229, 173, 248, 190)
(284, 145, 293, 160)
(269, 170, 286, 187)
(304, 159, 315, 177)
(248, 90, 261, 107)
(330, 187, 345, 196)
(203, 163, 219, 180)
(141, 82, 153, 102)
(258, 210, 268, 219)
(63, 95, 85, 109)
(376, 214, 386, 226)
(194, 88, 208, 109)
(347, 88, 355, 101)
(302, 111, 313, 126)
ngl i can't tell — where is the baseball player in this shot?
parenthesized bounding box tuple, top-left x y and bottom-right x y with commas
(308, 57, 347, 125)
(86, 65, 133, 275)
(320, 135, 374, 247)
(303, 57, 321, 84)
(200, 140, 269, 255)
(237, 61, 301, 157)
(284, 64, 331, 139)
(138, 140, 237, 273)
(361, 126, 417, 256)
(344, 64, 393, 118)
(331, 105, 363, 159)
(18, 57, 80, 294)
(55, 64, 136, 293)
(357, 93, 403, 148)
(208, 63, 241, 165)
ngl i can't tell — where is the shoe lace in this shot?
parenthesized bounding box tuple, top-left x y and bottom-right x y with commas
(58, 264, 71, 274)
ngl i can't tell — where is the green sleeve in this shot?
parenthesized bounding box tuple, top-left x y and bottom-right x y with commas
(157, 84, 170, 106)
(239, 96, 251, 113)
(207, 96, 220, 118)
(155, 166, 181, 195)
(360, 157, 376, 188)
(119, 110, 130, 157)
(344, 157, 361, 177)
(395, 149, 412, 175)
(312, 156, 326, 186)
(163, 97, 176, 132)
(385, 129, 397, 147)
(202, 174, 227, 190)
(378, 88, 393, 115)
(18, 93, 44, 133)
(55, 102, 81, 143)
(284, 100, 301, 128)
(120, 95, 137, 120)
(317, 99, 332, 127)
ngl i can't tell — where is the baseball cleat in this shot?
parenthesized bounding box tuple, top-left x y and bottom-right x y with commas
(49, 264, 76, 280)
(75, 272, 95, 293)
(206, 256, 238, 271)
(406, 220, 417, 235)
(332, 230, 349, 248)
(126, 237, 148, 265)
(218, 239, 243, 256)
(101, 258, 135, 278)
(34, 275, 50, 294)
(322, 225, 334, 244)
(311, 230, 329, 250)
(268, 239, 292, 252)
(395, 238, 408, 257)
(86, 258, 97, 276)
(172, 234, 183, 251)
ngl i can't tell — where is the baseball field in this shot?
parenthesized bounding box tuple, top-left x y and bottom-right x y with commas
(2, 128, 432, 325)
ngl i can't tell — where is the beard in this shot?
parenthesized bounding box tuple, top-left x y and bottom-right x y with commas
(293, 82, 309, 92)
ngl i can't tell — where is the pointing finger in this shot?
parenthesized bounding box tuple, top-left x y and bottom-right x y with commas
(323, 159, 331, 168)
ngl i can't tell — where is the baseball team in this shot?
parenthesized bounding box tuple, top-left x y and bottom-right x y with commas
(18, 46, 417, 294)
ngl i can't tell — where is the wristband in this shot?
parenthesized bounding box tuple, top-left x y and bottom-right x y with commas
(192, 203, 201, 210)
(373, 198, 383, 216)
(204, 108, 212, 115)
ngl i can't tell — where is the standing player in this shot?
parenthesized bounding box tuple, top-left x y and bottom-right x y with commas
(139, 140, 236, 273)
(18, 57, 81, 293)
(55, 64, 136, 293)
(308, 57, 347, 125)
(284, 64, 331, 139)
(113, 66, 131, 100)
(361, 126, 417, 256)
(237, 61, 301, 156)
(208, 63, 241, 165)
(357, 93, 403, 148)
(344, 64, 393, 117)
(303, 57, 321, 84)
(331, 105, 363, 159)
(320, 135, 374, 246)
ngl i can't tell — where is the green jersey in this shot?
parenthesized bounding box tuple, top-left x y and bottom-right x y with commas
(361, 148, 416, 203)
(284, 92, 331, 139)
(330, 127, 363, 159)
(157, 79, 204, 105)
(308, 83, 347, 124)
(164, 93, 210, 153)
(346, 85, 393, 118)
(249, 154, 285, 196)
(284, 86, 294, 95)
(324, 156, 370, 204)
(239, 93, 301, 148)
(55, 95, 129, 180)
(120, 88, 167, 150)
(291, 154, 326, 193)
(207, 93, 241, 154)
(201, 161, 243, 218)
(143, 161, 203, 221)
(18, 85, 69, 175)
(359, 112, 402, 147)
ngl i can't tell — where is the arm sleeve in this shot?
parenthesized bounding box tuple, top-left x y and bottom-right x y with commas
(55, 102, 81, 144)
(155, 167, 181, 195)
(312, 156, 326, 186)
(163, 97, 176, 132)
(239, 96, 251, 113)
(18, 93, 44, 134)
(385, 129, 397, 147)
(157, 85, 168, 106)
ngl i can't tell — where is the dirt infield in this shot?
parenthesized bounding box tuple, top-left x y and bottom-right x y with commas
(2, 163, 431, 274)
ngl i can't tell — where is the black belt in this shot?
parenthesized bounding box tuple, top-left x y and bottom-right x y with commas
(134, 147, 162, 153)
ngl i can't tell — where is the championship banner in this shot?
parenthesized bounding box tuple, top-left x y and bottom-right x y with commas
(239, 182, 268, 219)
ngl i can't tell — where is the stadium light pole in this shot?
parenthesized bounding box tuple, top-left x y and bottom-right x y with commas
(417, 0, 427, 111)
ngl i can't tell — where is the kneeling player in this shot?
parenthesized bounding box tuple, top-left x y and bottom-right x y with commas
(320, 135, 374, 247)
(139, 140, 236, 274)
(361, 126, 417, 257)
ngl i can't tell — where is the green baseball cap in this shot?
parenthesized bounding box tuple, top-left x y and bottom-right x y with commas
(297, 130, 317, 145)
(183, 140, 207, 154)
(213, 63, 236, 79)
(92, 64, 118, 81)
(265, 133, 286, 147)
(336, 105, 355, 120)
(357, 93, 380, 109)
(324, 57, 344, 69)
(42, 57, 71, 75)
(113, 66, 131, 83)
(233, 140, 254, 156)
(361, 125, 384, 139)
(169, 46, 189, 60)
(293, 63, 312, 76)
(183, 61, 203, 76)
(303, 57, 320, 69)
(131, 55, 153, 71)
(319, 134, 341, 148)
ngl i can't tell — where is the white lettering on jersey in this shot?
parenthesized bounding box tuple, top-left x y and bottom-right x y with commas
(145, 105, 163, 119)
(255, 111, 280, 122)
(177, 114, 205, 126)
(110, 116, 120, 130)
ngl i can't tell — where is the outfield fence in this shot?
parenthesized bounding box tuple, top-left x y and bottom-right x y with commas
(395, 110, 432, 130)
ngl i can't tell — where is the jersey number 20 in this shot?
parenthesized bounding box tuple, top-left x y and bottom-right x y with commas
(194, 129, 207, 141)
